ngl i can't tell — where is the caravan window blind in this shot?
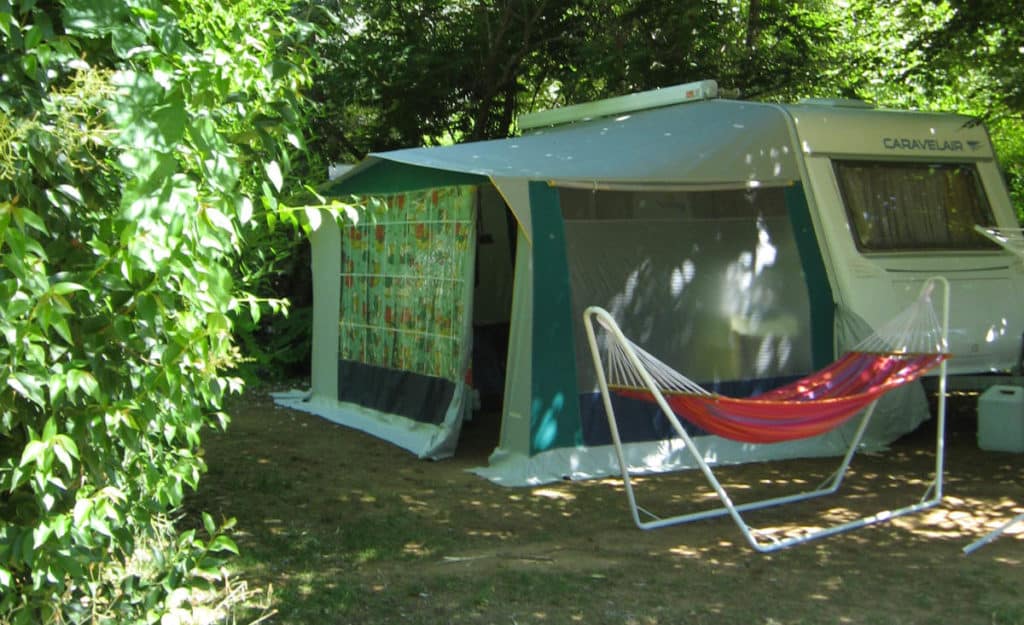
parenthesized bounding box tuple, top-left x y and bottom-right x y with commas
(834, 160, 998, 252)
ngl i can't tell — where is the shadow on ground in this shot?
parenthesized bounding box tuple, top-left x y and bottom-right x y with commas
(185, 391, 1024, 625)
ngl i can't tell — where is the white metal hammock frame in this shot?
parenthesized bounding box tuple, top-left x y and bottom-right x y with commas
(964, 225, 1024, 554)
(975, 225, 1024, 259)
(582, 276, 951, 553)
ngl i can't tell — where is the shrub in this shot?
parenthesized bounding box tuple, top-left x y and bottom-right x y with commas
(0, 0, 314, 621)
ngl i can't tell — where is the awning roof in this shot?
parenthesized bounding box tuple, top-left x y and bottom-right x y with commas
(324, 99, 801, 196)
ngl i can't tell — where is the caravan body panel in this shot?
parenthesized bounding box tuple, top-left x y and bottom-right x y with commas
(783, 104, 1024, 373)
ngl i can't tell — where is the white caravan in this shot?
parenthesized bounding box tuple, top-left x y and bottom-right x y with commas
(772, 99, 1022, 374)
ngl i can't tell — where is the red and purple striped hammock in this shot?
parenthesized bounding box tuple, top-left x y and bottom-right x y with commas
(611, 351, 950, 444)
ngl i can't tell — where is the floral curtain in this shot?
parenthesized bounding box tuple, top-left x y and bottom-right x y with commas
(339, 186, 476, 382)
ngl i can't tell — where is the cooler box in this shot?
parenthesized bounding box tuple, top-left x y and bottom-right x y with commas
(978, 385, 1024, 452)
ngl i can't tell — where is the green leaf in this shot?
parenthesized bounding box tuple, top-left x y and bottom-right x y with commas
(72, 497, 93, 527)
(53, 443, 73, 475)
(32, 524, 53, 550)
(52, 513, 70, 539)
(67, 369, 99, 401)
(0, 13, 12, 41)
(12, 205, 48, 235)
(248, 298, 261, 324)
(303, 206, 322, 230)
(61, 0, 130, 34)
(8, 373, 45, 407)
(50, 282, 86, 295)
(204, 207, 234, 232)
(23, 24, 43, 51)
(51, 315, 73, 345)
(202, 512, 216, 536)
(42, 417, 57, 441)
(152, 100, 187, 146)
(136, 293, 157, 324)
(56, 184, 84, 205)
(58, 434, 78, 459)
(208, 534, 239, 555)
(90, 515, 112, 538)
(129, 5, 159, 20)
(21, 50, 37, 80)
(53, 435, 78, 474)
(205, 153, 241, 191)
(237, 196, 254, 225)
(110, 20, 148, 59)
(19, 440, 47, 469)
(48, 371, 66, 405)
(265, 160, 283, 192)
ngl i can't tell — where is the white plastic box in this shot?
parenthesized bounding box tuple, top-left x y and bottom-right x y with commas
(978, 385, 1024, 452)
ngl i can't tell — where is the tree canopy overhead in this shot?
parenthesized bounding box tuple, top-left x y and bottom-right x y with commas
(304, 0, 1022, 208)
(308, 0, 839, 159)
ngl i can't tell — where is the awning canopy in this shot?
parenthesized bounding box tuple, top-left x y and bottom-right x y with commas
(324, 99, 801, 196)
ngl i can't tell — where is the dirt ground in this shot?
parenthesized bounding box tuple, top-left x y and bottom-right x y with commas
(188, 389, 1024, 625)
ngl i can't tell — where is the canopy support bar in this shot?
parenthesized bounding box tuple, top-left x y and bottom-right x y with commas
(551, 179, 795, 193)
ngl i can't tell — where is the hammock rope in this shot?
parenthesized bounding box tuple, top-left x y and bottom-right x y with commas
(598, 280, 950, 444)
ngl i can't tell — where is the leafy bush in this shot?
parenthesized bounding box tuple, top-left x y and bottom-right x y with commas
(0, 0, 314, 621)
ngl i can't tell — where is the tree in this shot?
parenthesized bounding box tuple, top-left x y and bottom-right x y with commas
(303, 0, 841, 163)
(0, 0, 315, 621)
(547, 0, 837, 102)
(305, 0, 593, 159)
(304, 0, 1021, 213)
(911, 0, 1024, 213)
(821, 0, 1024, 214)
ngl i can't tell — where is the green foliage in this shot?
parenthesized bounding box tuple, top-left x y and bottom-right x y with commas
(304, 0, 588, 156)
(304, 0, 1022, 214)
(0, 0, 314, 621)
(303, 0, 841, 162)
(817, 0, 1024, 217)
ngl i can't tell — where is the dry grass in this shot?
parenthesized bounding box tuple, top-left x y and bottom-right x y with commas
(185, 391, 1024, 625)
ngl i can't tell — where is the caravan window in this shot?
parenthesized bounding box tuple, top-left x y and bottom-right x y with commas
(834, 160, 997, 251)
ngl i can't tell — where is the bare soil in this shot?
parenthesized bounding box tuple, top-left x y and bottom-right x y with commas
(188, 390, 1024, 625)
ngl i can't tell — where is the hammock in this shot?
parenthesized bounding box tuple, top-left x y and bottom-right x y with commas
(608, 351, 949, 445)
(582, 276, 951, 552)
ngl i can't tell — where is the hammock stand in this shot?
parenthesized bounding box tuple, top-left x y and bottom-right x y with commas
(963, 225, 1024, 554)
(975, 225, 1024, 260)
(963, 513, 1024, 555)
(583, 276, 951, 553)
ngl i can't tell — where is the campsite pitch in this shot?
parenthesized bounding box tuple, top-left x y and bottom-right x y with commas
(186, 390, 1024, 625)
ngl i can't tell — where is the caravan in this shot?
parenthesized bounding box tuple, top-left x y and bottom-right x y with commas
(276, 80, 1022, 485)
(778, 99, 1022, 375)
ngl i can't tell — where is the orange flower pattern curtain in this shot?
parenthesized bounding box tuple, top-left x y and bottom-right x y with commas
(339, 186, 476, 382)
